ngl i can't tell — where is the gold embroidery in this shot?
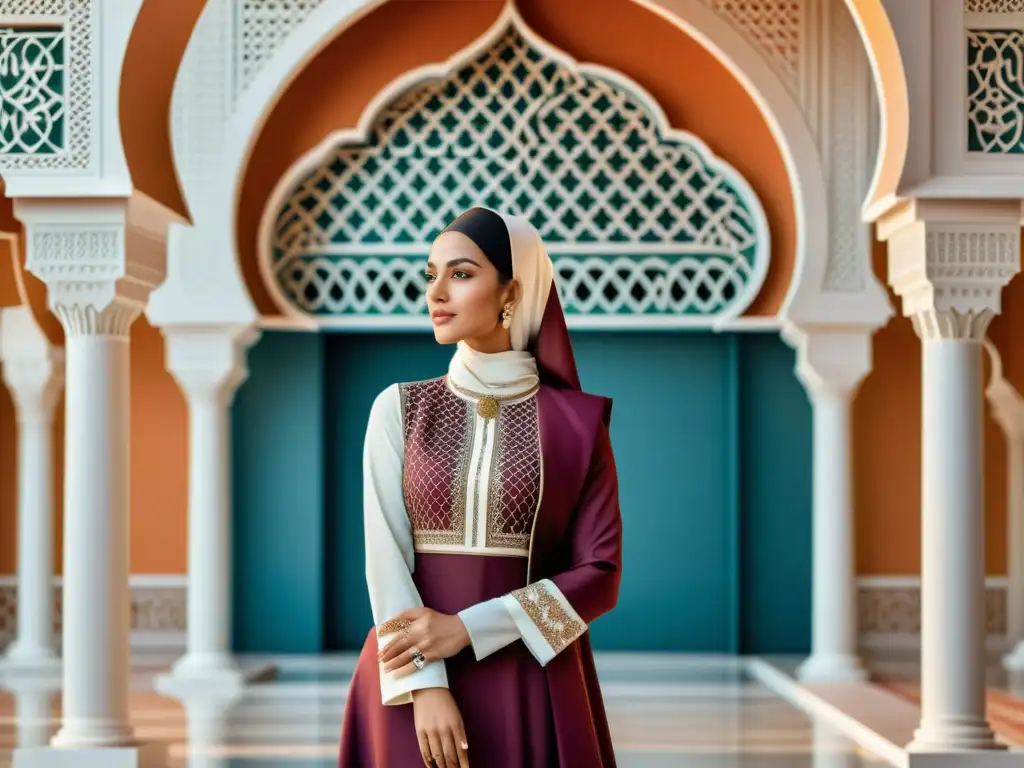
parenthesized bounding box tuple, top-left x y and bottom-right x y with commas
(377, 618, 412, 637)
(401, 379, 473, 549)
(486, 398, 540, 552)
(510, 582, 585, 654)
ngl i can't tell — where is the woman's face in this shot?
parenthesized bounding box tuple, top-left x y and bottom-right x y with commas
(425, 231, 519, 350)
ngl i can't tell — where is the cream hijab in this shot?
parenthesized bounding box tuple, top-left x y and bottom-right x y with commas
(448, 210, 555, 395)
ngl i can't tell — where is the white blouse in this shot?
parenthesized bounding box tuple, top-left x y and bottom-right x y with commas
(365, 343, 586, 706)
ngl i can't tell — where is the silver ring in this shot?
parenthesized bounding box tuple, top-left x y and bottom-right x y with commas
(412, 651, 427, 670)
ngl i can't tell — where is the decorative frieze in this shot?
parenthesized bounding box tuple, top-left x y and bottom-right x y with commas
(858, 579, 1007, 637)
(0, 581, 187, 638)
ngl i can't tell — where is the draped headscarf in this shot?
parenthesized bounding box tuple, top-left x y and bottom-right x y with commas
(441, 207, 581, 391)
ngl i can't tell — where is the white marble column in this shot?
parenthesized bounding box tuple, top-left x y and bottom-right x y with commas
(13, 199, 169, 768)
(49, 299, 141, 749)
(785, 325, 871, 683)
(879, 201, 1020, 754)
(156, 325, 262, 692)
(981, 340, 1024, 670)
(0, 308, 63, 676)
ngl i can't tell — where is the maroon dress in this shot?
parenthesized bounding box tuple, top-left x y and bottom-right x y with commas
(339, 295, 621, 768)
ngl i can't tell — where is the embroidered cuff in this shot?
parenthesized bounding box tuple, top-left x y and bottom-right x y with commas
(500, 579, 586, 667)
(458, 598, 520, 661)
(376, 619, 449, 706)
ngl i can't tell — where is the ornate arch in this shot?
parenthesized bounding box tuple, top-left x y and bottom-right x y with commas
(840, 0, 909, 220)
(258, 7, 769, 329)
(217, 0, 835, 328)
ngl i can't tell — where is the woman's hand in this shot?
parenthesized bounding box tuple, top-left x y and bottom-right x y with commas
(378, 607, 471, 673)
(412, 687, 469, 768)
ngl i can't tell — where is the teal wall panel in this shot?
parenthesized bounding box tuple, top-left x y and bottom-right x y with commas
(571, 333, 735, 652)
(232, 332, 326, 653)
(737, 334, 813, 653)
(323, 335, 453, 650)
(231, 330, 812, 655)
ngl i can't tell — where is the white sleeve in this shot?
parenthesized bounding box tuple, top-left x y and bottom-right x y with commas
(457, 598, 521, 660)
(457, 580, 586, 667)
(364, 383, 449, 705)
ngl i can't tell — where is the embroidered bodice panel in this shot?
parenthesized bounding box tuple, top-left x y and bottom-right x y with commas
(400, 377, 542, 557)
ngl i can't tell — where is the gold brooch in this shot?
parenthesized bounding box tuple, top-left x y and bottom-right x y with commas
(447, 379, 538, 420)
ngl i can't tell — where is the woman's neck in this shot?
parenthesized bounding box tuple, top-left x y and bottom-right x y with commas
(448, 342, 539, 396)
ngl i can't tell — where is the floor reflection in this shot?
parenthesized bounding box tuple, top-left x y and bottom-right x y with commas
(0, 657, 891, 767)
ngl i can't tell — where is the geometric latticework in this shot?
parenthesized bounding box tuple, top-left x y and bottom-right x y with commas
(0, 0, 90, 170)
(266, 23, 768, 323)
(967, 28, 1024, 154)
(698, 0, 802, 93)
(0, 27, 63, 154)
(966, 0, 1024, 12)
(235, 0, 328, 100)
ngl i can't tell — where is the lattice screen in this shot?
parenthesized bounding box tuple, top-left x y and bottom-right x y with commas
(267, 26, 768, 323)
(967, 28, 1024, 154)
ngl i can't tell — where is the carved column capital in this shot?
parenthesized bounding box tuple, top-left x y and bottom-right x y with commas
(0, 306, 64, 424)
(877, 199, 1021, 342)
(782, 322, 873, 399)
(14, 196, 170, 339)
(161, 324, 261, 406)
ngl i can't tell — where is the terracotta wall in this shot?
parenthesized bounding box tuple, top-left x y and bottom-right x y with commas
(0, 0, 1015, 581)
(854, 235, 1024, 576)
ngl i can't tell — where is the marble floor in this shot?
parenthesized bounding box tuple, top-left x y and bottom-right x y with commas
(0, 655, 891, 767)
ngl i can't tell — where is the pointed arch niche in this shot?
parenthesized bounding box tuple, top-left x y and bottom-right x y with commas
(257, 5, 769, 330)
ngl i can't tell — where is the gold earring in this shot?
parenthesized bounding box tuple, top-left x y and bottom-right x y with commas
(502, 303, 514, 330)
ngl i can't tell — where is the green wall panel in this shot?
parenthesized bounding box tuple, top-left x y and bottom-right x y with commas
(231, 331, 812, 655)
(232, 332, 326, 653)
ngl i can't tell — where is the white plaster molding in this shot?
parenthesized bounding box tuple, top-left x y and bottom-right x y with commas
(838, 0, 910, 223)
(258, 5, 771, 330)
(696, 0, 805, 98)
(14, 197, 175, 337)
(877, 199, 1022, 342)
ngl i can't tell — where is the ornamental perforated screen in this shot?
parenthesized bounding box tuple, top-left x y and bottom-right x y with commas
(267, 27, 767, 322)
(0, 26, 64, 155)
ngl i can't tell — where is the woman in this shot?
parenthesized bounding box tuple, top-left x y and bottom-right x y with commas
(338, 208, 622, 768)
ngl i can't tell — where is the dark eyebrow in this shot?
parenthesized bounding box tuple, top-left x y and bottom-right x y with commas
(425, 258, 483, 270)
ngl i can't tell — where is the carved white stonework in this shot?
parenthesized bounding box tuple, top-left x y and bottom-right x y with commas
(0, 0, 93, 172)
(818, 0, 872, 293)
(858, 581, 1007, 637)
(698, 0, 803, 94)
(16, 199, 168, 338)
(235, 0, 328, 99)
(0, 583, 187, 638)
(879, 202, 1021, 342)
(966, 0, 1024, 13)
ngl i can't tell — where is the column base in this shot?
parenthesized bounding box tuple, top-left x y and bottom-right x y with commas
(153, 654, 276, 696)
(796, 653, 869, 684)
(907, 719, 1005, 753)
(1003, 640, 1024, 671)
(14, 742, 166, 768)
